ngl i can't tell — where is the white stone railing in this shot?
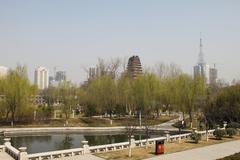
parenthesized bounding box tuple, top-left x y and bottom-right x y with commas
(28, 148, 84, 160)
(168, 133, 192, 142)
(196, 129, 215, 136)
(135, 137, 166, 147)
(4, 138, 20, 160)
(89, 141, 129, 153)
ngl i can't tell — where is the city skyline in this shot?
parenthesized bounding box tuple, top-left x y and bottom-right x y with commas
(1, 1, 240, 83)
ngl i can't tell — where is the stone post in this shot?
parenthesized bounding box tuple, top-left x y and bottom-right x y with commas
(164, 131, 170, 142)
(223, 121, 227, 129)
(4, 138, 11, 146)
(18, 147, 28, 160)
(130, 135, 135, 148)
(206, 129, 209, 142)
(81, 141, 90, 154)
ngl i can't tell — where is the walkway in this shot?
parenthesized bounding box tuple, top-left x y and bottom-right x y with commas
(57, 154, 104, 160)
(0, 152, 14, 160)
(146, 140, 240, 160)
(154, 118, 179, 131)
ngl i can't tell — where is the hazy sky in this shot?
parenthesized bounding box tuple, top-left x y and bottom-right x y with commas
(0, 0, 240, 84)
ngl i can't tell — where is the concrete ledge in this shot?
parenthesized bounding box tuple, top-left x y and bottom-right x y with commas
(0, 127, 126, 136)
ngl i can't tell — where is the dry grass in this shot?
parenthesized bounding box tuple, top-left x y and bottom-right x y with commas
(96, 136, 240, 160)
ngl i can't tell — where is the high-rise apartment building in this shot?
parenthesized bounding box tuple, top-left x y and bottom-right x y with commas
(0, 66, 8, 77)
(34, 66, 49, 90)
(209, 65, 218, 85)
(88, 67, 98, 81)
(127, 55, 143, 79)
(55, 71, 66, 82)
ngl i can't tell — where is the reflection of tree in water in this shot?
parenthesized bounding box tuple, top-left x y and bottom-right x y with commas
(84, 134, 127, 146)
(0, 136, 4, 144)
(10, 135, 51, 150)
(55, 135, 74, 150)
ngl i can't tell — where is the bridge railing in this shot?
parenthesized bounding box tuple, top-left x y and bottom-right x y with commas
(3, 138, 19, 160)
(28, 148, 84, 160)
(89, 141, 129, 153)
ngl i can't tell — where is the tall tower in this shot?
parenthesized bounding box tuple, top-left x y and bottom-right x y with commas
(193, 37, 209, 83)
(198, 37, 205, 65)
(34, 66, 49, 90)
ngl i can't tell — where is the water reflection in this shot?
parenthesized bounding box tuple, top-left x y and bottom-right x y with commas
(55, 135, 74, 150)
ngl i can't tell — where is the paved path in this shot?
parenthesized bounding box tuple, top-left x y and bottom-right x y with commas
(154, 118, 179, 131)
(0, 152, 14, 160)
(56, 154, 104, 160)
(146, 140, 240, 160)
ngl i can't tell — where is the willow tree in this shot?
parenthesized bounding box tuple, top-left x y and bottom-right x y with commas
(176, 74, 205, 128)
(117, 73, 133, 116)
(86, 75, 117, 117)
(2, 65, 37, 126)
(57, 81, 78, 125)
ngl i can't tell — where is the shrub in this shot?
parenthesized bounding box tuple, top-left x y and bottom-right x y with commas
(226, 128, 237, 137)
(226, 122, 240, 129)
(213, 129, 226, 140)
(190, 132, 201, 143)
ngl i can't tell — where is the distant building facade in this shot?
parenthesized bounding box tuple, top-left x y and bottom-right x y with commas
(127, 55, 143, 79)
(34, 66, 49, 90)
(0, 66, 8, 77)
(55, 71, 66, 82)
(88, 67, 99, 81)
(209, 65, 218, 85)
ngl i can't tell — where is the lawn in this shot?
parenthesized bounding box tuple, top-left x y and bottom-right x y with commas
(96, 136, 240, 160)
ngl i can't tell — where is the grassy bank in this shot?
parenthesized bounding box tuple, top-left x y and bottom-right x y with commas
(0, 115, 177, 128)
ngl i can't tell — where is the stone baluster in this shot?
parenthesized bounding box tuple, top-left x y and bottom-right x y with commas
(18, 147, 28, 160)
(164, 131, 170, 142)
(81, 141, 90, 154)
(130, 135, 135, 148)
(4, 138, 11, 146)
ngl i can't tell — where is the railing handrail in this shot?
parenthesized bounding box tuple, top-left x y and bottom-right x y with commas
(28, 147, 84, 158)
(89, 141, 129, 150)
(170, 133, 191, 138)
(5, 144, 20, 156)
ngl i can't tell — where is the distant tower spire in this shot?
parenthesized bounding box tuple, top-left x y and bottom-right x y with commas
(198, 33, 205, 64)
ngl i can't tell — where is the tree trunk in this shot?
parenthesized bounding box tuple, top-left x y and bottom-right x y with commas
(189, 111, 192, 128)
(11, 111, 15, 127)
(128, 141, 132, 157)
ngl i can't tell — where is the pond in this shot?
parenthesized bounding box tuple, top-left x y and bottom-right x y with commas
(0, 131, 181, 154)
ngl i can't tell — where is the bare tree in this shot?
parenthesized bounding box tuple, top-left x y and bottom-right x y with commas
(143, 114, 154, 149)
(125, 121, 137, 157)
(155, 62, 182, 79)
